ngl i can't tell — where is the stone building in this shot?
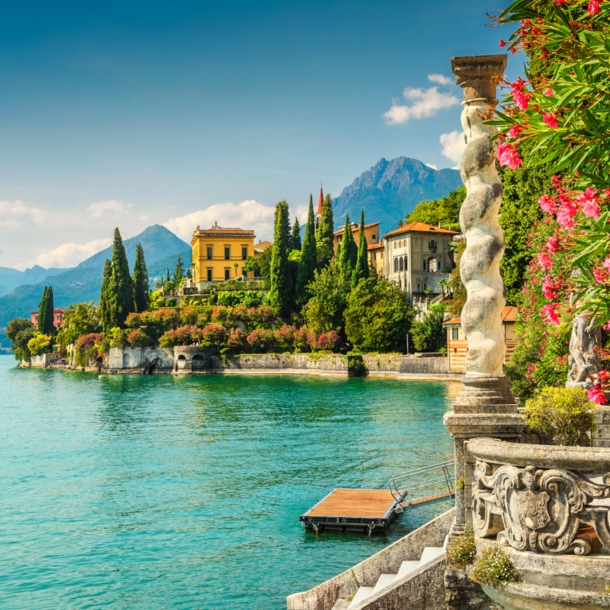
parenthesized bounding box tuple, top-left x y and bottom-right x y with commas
(30, 307, 65, 329)
(191, 222, 256, 288)
(383, 221, 458, 299)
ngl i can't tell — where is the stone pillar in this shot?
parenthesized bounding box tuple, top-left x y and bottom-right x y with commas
(444, 55, 524, 537)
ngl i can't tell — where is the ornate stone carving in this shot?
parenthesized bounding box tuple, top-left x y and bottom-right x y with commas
(566, 312, 601, 389)
(473, 460, 610, 555)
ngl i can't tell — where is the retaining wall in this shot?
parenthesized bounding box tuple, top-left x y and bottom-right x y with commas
(108, 346, 174, 371)
(593, 406, 610, 448)
(362, 354, 448, 375)
(212, 354, 349, 372)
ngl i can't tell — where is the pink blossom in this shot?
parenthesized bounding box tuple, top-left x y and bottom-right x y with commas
(602, 257, 610, 270)
(593, 266, 609, 283)
(556, 199, 579, 229)
(538, 195, 558, 214)
(512, 90, 530, 110)
(537, 251, 553, 269)
(544, 88, 554, 97)
(497, 142, 523, 170)
(546, 235, 560, 253)
(541, 303, 560, 326)
(508, 124, 523, 139)
(588, 384, 607, 405)
(604, 321, 610, 331)
(577, 187, 600, 219)
(588, 0, 601, 15)
(542, 274, 559, 300)
(499, 40, 507, 47)
(542, 112, 559, 129)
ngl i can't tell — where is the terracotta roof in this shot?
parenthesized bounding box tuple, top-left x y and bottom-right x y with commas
(367, 243, 383, 250)
(443, 306, 518, 326)
(334, 221, 381, 236)
(254, 240, 273, 252)
(192, 223, 255, 240)
(384, 222, 459, 239)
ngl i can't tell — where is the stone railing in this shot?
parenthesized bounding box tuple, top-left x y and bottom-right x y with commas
(467, 438, 610, 556)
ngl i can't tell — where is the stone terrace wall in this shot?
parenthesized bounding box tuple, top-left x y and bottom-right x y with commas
(212, 354, 349, 372)
(594, 406, 610, 448)
(108, 346, 174, 371)
(362, 354, 448, 375)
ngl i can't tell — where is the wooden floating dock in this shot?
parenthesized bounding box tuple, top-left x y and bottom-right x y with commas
(300, 487, 455, 535)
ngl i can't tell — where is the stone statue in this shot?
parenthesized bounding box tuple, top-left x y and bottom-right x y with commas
(566, 312, 601, 389)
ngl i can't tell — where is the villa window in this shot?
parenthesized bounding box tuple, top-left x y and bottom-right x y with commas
(207, 246, 213, 260)
(224, 247, 230, 260)
(394, 258, 398, 272)
(452, 328, 459, 340)
(207, 269, 213, 282)
(399, 258, 404, 271)
(372, 234, 376, 241)
(423, 259, 427, 271)
(417, 282, 421, 292)
(242, 246, 248, 260)
(224, 269, 230, 280)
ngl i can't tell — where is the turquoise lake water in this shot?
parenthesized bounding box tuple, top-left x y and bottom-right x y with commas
(0, 355, 456, 609)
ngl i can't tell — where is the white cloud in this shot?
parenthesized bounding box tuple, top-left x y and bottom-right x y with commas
(425, 163, 438, 170)
(0, 200, 47, 228)
(428, 74, 454, 86)
(383, 87, 459, 125)
(86, 199, 132, 218)
(164, 200, 277, 242)
(34, 237, 113, 268)
(440, 130, 467, 167)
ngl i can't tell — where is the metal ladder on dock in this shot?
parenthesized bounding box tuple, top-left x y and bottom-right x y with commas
(388, 460, 454, 510)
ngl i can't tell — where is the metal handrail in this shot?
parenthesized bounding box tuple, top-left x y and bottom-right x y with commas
(388, 460, 454, 505)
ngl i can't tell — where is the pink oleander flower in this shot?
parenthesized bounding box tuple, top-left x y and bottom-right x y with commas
(556, 200, 579, 229)
(542, 112, 559, 129)
(588, 384, 607, 405)
(593, 266, 609, 283)
(577, 187, 600, 219)
(499, 39, 507, 47)
(497, 142, 523, 169)
(556, 0, 567, 4)
(546, 235, 560, 253)
(604, 321, 610, 331)
(538, 251, 553, 269)
(541, 303, 560, 326)
(600, 370, 610, 382)
(603, 257, 610, 270)
(542, 274, 559, 300)
(510, 78, 531, 110)
(539, 194, 558, 214)
(588, 0, 601, 15)
(508, 124, 523, 139)
(544, 88, 554, 97)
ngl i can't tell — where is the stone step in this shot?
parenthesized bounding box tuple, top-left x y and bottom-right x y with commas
(397, 560, 420, 578)
(372, 573, 397, 594)
(348, 587, 375, 608)
(419, 546, 444, 566)
(331, 599, 350, 610)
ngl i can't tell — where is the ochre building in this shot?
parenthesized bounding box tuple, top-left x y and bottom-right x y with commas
(191, 223, 255, 287)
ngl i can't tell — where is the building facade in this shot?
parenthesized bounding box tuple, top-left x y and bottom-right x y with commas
(191, 223, 256, 288)
(30, 308, 65, 329)
(443, 306, 518, 373)
(383, 222, 458, 298)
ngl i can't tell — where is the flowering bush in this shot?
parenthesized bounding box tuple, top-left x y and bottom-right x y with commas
(316, 330, 343, 352)
(274, 324, 297, 351)
(74, 332, 104, 367)
(127, 328, 154, 348)
(294, 327, 315, 352)
(27, 333, 52, 356)
(447, 528, 477, 568)
(226, 328, 248, 353)
(159, 325, 202, 348)
(471, 546, 518, 587)
(246, 328, 277, 353)
(201, 323, 228, 346)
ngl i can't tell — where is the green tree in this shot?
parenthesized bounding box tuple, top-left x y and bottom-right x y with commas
(6, 318, 36, 361)
(352, 210, 369, 286)
(410, 305, 447, 352)
(132, 244, 149, 313)
(173, 253, 185, 285)
(344, 277, 415, 352)
(303, 260, 350, 334)
(109, 228, 134, 328)
(100, 259, 113, 331)
(295, 197, 318, 307)
(269, 201, 293, 316)
(406, 186, 466, 229)
(291, 216, 302, 251)
(28, 334, 52, 356)
(338, 215, 357, 280)
(56, 302, 102, 349)
(37, 286, 55, 335)
(244, 247, 273, 283)
(316, 193, 335, 267)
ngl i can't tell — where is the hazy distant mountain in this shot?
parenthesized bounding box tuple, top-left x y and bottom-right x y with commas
(333, 157, 462, 237)
(0, 225, 189, 326)
(0, 265, 65, 298)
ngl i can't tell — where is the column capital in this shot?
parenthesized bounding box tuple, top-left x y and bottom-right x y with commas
(451, 54, 507, 104)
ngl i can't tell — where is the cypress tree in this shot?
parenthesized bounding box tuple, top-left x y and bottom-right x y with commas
(165, 268, 171, 284)
(316, 193, 335, 267)
(295, 197, 318, 307)
(100, 259, 113, 331)
(291, 217, 302, 251)
(132, 244, 149, 313)
(174, 253, 184, 285)
(352, 210, 370, 286)
(109, 228, 134, 328)
(269, 201, 293, 316)
(338, 215, 357, 279)
(38, 286, 55, 335)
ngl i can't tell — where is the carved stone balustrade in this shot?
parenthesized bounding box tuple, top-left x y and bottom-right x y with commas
(467, 438, 610, 557)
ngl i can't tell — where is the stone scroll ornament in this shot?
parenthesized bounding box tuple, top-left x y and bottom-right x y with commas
(472, 461, 610, 556)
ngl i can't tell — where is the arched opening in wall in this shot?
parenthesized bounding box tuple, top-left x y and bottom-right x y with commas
(399, 257, 404, 271)
(404, 256, 408, 271)
(123, 353, 131, 368)
(192, 354, 206, 370)
(177, 354, 187, 369)
(428, 257, 440, 273)
(394, 258, 398, 272)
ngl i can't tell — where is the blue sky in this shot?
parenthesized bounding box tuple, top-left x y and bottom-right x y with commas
(0, 0, 518, 269)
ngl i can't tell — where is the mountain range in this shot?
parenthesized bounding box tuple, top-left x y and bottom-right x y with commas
(0, 156, 462, 333)
(333, 157, 461, 237)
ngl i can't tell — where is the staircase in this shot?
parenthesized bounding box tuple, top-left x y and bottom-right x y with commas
(333, 540, 447, 609)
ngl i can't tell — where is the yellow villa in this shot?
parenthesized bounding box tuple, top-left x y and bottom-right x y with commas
(191, 222, 256, 287)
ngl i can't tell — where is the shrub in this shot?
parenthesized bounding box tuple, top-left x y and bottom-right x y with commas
(109, 327, 128, 348)
(180, 306, 198, 325)
(127, 328, 154, 348)
(27, 333, 52, 356)
(159, 325, 201, 348)
(524, 387, 596, 446)
(471, 546, 517, 587)
(227, 328, 248, 353)
(74, 333, 104, 367)
(201, 323, 228, 346)
(211, 306, 229, 324)
(447, 528, 476, 568)
(248, 305, 275, 329)
(410, 305, 446, 352)
(317, 330, 343, 352)
(294, 327, 313, 352)
(247, 328, 277, 353)
(275, 324, 297, 351)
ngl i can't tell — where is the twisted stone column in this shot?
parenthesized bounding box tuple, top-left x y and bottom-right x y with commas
(444, 56, 524, 538)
